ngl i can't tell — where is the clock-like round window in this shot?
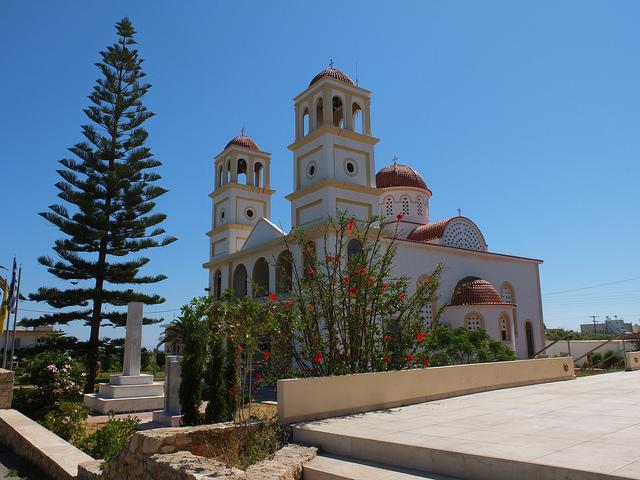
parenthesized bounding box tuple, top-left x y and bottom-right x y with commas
(245, 207, 255, 219)
(306, 162, 317, 179)
(344, 159, 357, 176)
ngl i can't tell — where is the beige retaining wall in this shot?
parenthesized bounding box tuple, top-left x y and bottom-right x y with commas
(0, 408, 94, 480)
(278, 357, 575, 424)
(78, 422, 316, 480)
(626, 351, 640, 371)
(0, 368, 13, 409)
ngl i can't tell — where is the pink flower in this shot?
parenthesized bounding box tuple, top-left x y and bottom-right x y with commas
(268, 292, 277, 302)
(313, 352, 324, 364)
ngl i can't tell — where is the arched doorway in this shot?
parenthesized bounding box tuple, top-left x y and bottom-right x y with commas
(233, 264, 248, 298)
(525, 321, 535, 358)
(252, 258, 269, 298)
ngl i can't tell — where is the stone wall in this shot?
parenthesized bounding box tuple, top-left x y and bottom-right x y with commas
(0, 368, 14, 409)
(78, 422, 316, 480)
(0, 408, 95, 480)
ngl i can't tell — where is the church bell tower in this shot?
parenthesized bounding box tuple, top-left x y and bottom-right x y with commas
(286, 63, 380, 227)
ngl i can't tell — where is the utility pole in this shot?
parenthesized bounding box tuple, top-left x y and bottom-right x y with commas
(590, 315, 598, 334)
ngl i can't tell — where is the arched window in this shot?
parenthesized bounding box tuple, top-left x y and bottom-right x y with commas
(525, 321, 535, 358)
(303, 241, 316, 278)
(499, 313, 511, 341)
(347, 239, 362, 262)
(315, 97, 324, 127)
(252, 258, 269, 298)
(464, 312, 484, 331)
(442, 220, 485, 252)
(332, 96, 344, 127)
(237, 158, 248, 184)
(401, 196, 410, 216)
(226, 160, 231, 184)
(213, 270, 222, 298)
(302, 107, 310, 135)
(232, 264, 248, 298)
(254, 162, 263, 188)
(417, 197, 424, 217)
(502, 283, 514, 304)
(385, 197, 394, 216)
(417, 275, 435, 329)
(218, 166, 223, 187)
(352, 103, 363, 133)
(276, 251, 293, 294)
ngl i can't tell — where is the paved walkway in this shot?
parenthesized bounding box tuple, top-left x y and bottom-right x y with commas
(295, 371, 640, 479)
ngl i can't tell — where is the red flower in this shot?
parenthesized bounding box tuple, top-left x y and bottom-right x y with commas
(255, 373, 261, 382)
(342, 276, 350, 285)
(396, 212, 404, 220)
(383, 335, 392, 343)
(313, 352, 323, 364)
(349, 286, 358, 297)
(427, 332, 433, 337)
(308, 303, 316, 313)
(268, 292, 277, 302)
(423, 358, 430, 366)
(348, 217, 355, 231)
(334, 255, 341, 263)
(228, 386, 237, 396)
(262, 351, 271, 362)
(381, 283, 388, 292)
(306, 266, 315, 276)
(360, 267, 367, 276)
(284, 300, 293, 310)
(327, 255, 334, 263)
(399, 292, 407, 301)
(405, 353, 414, 363)
(384, 354, 392, 364)
(416, 331, 425, 342)
(368, 276, 375, 285)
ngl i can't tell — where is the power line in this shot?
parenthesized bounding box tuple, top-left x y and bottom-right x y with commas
(543, 276, 640, 296)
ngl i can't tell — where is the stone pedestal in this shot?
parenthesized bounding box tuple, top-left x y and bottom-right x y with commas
(152, 355, 182, 426)
(84, 303, 164, 414)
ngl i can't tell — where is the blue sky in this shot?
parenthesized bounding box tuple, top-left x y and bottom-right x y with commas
(1, 1, 639, 347)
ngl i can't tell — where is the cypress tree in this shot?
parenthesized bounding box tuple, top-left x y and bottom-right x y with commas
(26, 18, 176, 393)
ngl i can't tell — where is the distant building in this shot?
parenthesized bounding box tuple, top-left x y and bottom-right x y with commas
(2, 325, 63, 349)
(580, 317, 632, 335)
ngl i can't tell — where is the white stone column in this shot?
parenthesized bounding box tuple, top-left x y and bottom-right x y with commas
(123, 302, 143, 376)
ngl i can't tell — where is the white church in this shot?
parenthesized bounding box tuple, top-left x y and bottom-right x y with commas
(203, 65, 545, 360)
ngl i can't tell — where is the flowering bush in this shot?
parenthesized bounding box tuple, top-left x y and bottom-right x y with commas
(16, 350, 85, 419)
(42, 401, 89, 444)
(265, 212, 443, 377)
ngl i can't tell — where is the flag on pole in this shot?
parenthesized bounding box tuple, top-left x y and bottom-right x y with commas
(6, 258, 18, 314)
(0, 285, 7, 334)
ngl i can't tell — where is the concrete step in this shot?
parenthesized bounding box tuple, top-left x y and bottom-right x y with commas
(293, 425, 630, 480)
(304, 454, 459, 480)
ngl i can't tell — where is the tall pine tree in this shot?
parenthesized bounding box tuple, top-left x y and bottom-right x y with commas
(26, 18, 176, 393)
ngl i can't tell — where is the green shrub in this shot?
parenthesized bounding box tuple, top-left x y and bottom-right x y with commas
(42, 401, 88, 444)
(425, 326, 518, 366)
(80, 414, 139, 463)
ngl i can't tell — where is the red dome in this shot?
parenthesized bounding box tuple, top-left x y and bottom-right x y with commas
(376, 164, 429, 191)
(407, 219, 453, 242)
(309, 67, 354, 87)
(225, 135, 260, 151)
(450, 277, 504, 306)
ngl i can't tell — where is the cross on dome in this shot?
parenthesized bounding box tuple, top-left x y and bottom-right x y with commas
(457, 208, 462, 217)
(329, 58, 335, 68)
(392, 154, 398, 165)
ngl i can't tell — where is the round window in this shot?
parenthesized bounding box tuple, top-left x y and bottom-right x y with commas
(307, 162, 317, 179)
(245, 208, 255, 219)
(344, 159, 357, 176)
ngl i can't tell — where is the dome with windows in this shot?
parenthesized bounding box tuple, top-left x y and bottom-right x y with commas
(309, 67, 354, 87)
(450, 277, 504, 306)
(225, 134, 260, 151)
(376, 164, 430, 192)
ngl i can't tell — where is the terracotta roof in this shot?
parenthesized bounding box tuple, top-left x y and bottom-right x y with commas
(450, 276, 505, 306)
(309, 67, 354, 87)
(225, 135, 260, 151)
(376, 164, 429, 191)
(407, 218, 454, 242)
